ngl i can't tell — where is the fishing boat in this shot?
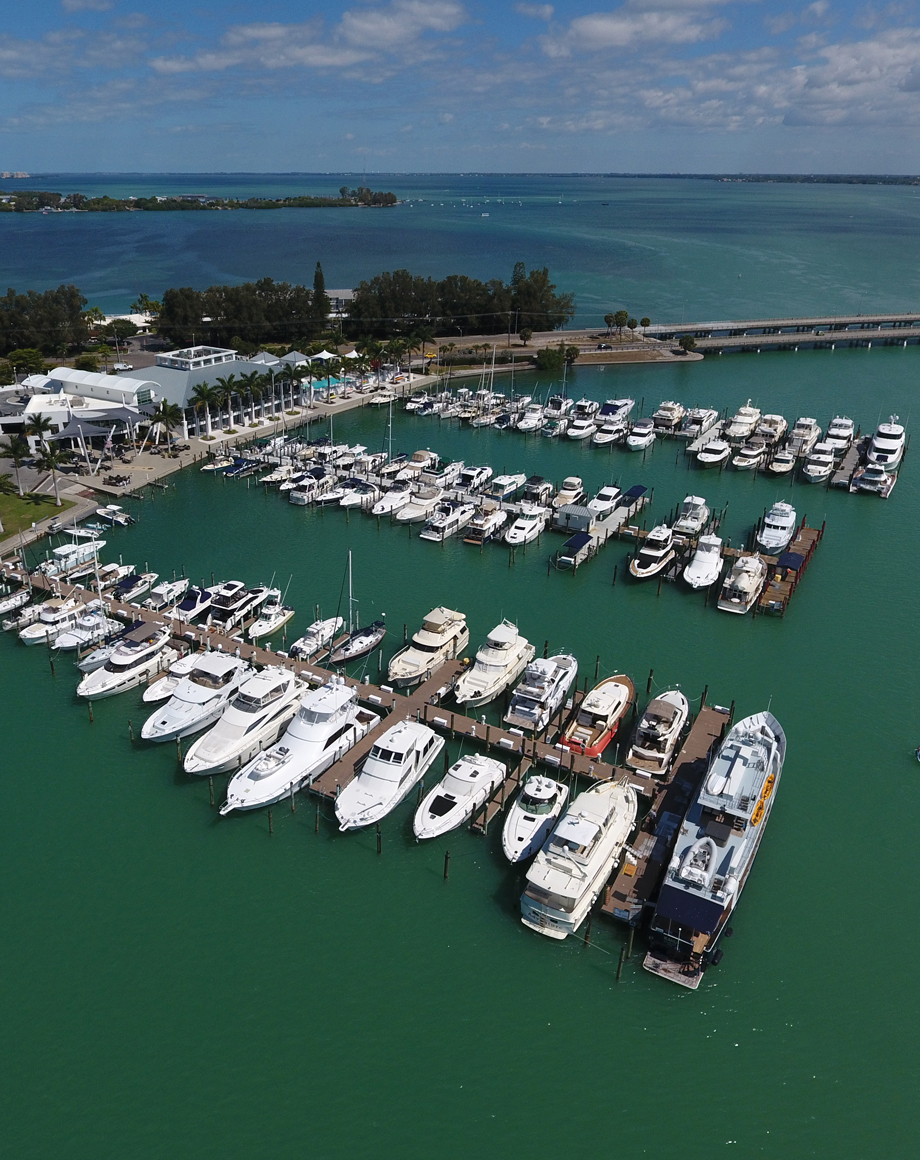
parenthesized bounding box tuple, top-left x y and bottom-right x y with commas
(394, 486, 444, 523)
(801, 442, 835, 483)
(629, 525, 676, 579)
(651, 400, 686, 432)
(679, 408, 719, 439)
(388, 607, 469, 687)
(587, 486, 622, 519)
(76, 621, 177, 700)
(683, 534, 723, 588)
(220, 678, 380, 813)
(505, 505, 549, 545)
(644, 711, 785, 989)
(454, 620, 535, 707)
(200, 456, 234, 473)
(95, 504, 135, 527)
(419, 501, 476, 542)
(566, 417, 597, 440)
(696, 439, 730, 468)
(167, 585, 215, 623)
(141, 654, 251, 742)
(143, 577, 189, 612)
(725, 400, 761, 441)
(520, 780, 638, 939)
(825, 415, 855, 455)
(672, 495, 710, 536)
(625, 690, 690, 776)
(371, 480, 414, 515)
(335, 720, 445, 831)
(866, 415, 906, 472)
(487, 473, 527, 501)
(626, 418, 656, 451)
(248, 588, 295, 639)
(288, 616, 344, 660)
(731, 438, 767, 471)
(552, 477, 585, 509)
(767, 447, 797, 474)
(717, 555, 767, 614)
(413, 754, 507, 840)
(328, 551, 387, 664)
(561, 673, 634, 758)
(463, 501, 509, 545)
(501, 776, 569, 863)
(850, 464, 898, 497)
(756, 502, 797, 553)
(504, 654, 578, 733)
(787, 416, 822, 457)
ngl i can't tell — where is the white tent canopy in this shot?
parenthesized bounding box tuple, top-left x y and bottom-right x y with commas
(310, 350, 338, 361)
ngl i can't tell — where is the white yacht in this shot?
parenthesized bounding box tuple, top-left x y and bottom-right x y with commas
(625, 690, 690, 776)
(220, 678, 380, 813)
(596, 398, 634, 423)
(521, 779, 638, 939)
(338, 480, 380, 509)
(552, 477, 585, 509)
(0, 588, 30, 617)
(560, 673, 634, 758)
(767, 447, 796, 474)
(249, 589, 295, 639)
(651, 400, 686, 432)
(683, 534, 723, 589)
(850, 464, 897, 497)
(587, 486, 622, 519)
(626, 418, 656, 450)
(143, 577, 190, 612)
(388, 607, 469, 687)
(591, 418, 628, 446)
(463, 502, 508, 545)
(371, 480, 414, 515)
(544, 394, 574, 420)
(567, 417, 597, 440)
(394, 486, 444, 523)
(504, 654, 578, 734)
(418, 500, 476, 542)
(454, 620, 535, 707)
(502, 776, 569, 863)
(487, 473, 527, 501)
(672, 495, 710, 536)
(207, 581, 268, 631)
(629, 525, 676, 579)
(725, 401, 761, 441)
(505, 505, 549, 545)
(142, 651, 199, 703)
(516, 404, 545, 432)
(522, 476, 555, 506)
(456, 464, 493, 493)
(37, 538, 105, 578)
(680, 408, 719, 439)
(112, 571, 158, 604)
(755, 414, 788, 445)
(393, 449, 439, 479)
(788, 416, 822, 457)
(696, 439, 730, 468)
(335, 720, 444, 830)
(92, 562, 135, 593)
(141, 654, 251, 742)
(731, 439, 767, 471)
(757, 502, 797, 553)
(825, 415, 855, 455)
(718, 554, 767, 614)
(289, 616, 344, 660)
(413, 754, 507, 840)
(801, 441, 836, 484)
(184, 667, 305, 775)
(866, 416, 905, 472)
(50, 608, 122, 652)
(18, 595, 85, 645)
(76, 621, 177, 700)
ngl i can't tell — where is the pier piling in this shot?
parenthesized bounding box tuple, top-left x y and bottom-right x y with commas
(268, 809, 274, 836)
(616, 946, 625, 981)
(443, 850, 451, 880)
(209, 776, 214, 808)
(376, 823, 382, 855)
(646, 668, 654, 694)
(88, 701, 93, 724)
(128, 719, 134, 742)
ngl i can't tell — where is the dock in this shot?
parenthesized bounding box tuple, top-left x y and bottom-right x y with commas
(830, 438, 866, 488)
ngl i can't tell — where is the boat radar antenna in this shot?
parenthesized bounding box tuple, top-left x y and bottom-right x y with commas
(767, 694, 773, 713)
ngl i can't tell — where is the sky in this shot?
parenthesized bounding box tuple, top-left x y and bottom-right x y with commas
(2, 0, 920, 173)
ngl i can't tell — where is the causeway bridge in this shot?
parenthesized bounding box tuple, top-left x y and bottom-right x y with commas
(644, 311, 920, 353)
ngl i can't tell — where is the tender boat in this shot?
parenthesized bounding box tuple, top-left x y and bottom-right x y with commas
(731, 438, 767, 470)
(567, 417, 597, 440)
(866, 415, 905, 472)
(592, 419, 628, 446)
(249, 589, 295, 639)
(801, 441, 835, 483)
(335, 720, 445, 830)
(644, 711, 785, 990)
(755, 414, 788, 445)
(501, 775, 569, 863)
(787, 416, 821, 457)
(504, 653, 578, 733)
(586, 486, 622, 519)
(388, 607, 469, 687)
(394, 486, 444, 523)
(628, 525, 676, 579)
(371, 480, 414, 515)
(757, 502, 797, 553)
(505, 504, 549, 544)
(463, 501, 508, 545)
(454, 620, 535, 707)
(456, 464, 493, 493)
(626, 418, 656, 451)
(696, 439, 731, 468)
(516, 404, 545, 432)
(143, 577, 190, 612)
(552, 477, 585, 509)
(418, 501, 476, 542)
(651, 400, 686, 432)
(825, 415, 855, 455)
(413, 754, 507, 840)
(220, 677, 379, 813)
(672, 495, 710, 536)
(850, 464, 897, 497)
(725, 400, 761, 441)
(141, 654, 251, 742)
(76, 621, 177, 699)
(289, 616, 344, 660)
(18, 596, 85, 645)
(184, 666, 305, 775)
(718, 554, 767, 614)
(167, 584, 214, 623)
(683, 534, 723, 588)
(487, 473, 527, 501)
(680, 408, 719, 439)
(520, 779, 638, 939)
(50, 608, 122, 652)
(625, 690, 690, 776)
(561, 673, 634, 757)
(767, 447, 796, 474)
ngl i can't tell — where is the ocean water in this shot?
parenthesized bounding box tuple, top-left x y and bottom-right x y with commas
(1, 341, 917, 1158)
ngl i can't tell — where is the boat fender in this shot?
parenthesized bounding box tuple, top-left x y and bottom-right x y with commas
(711, 948, 724, 966)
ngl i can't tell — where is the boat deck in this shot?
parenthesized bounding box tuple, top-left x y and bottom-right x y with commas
(830, 438, 866, 488)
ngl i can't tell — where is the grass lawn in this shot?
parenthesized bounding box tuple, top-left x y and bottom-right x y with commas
(0, 491, 76, 538)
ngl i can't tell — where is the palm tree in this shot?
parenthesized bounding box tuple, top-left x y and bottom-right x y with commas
(249, 376, 266, 423)
(36, 445, 71, 507)
(213, 374, 238, 431)
(236, 370, 262, 425)
(0, 435, 30, 496)
(25, 414, 54, 454)
(151, 402, 183, 449)
(0, 471, 16, 534)
(190, 382, 219, 438)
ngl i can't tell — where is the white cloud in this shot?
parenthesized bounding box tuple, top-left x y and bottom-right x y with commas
(543, 6, 727, 55)
(515, 3, 554, 18)
(62, 0, 113, 10)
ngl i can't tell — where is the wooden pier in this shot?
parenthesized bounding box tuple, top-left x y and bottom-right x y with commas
(830, 438, 866, 488)
(755, 521, 823, 614)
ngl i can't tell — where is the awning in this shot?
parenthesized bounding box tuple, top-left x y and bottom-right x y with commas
(654, 883, 725, 934)
(311, 350, 337, 361)
(47, 420, 115, 440)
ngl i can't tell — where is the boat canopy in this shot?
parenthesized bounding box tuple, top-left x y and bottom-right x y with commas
(655, 883, 725, 934)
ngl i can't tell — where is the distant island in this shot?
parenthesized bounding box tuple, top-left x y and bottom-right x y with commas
(611, 173, 920, 186)
(0, 185, 399, 213)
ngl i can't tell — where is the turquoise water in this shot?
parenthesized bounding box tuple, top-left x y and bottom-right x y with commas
(2, 345, 917, 1158)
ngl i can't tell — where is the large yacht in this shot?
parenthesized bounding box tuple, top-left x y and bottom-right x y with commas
(183, 666, 305, 775)
(801, 441, 835, 483)
(672, 495, 710, 536)
(718, 555, 767, 614)
(505, 505, 549, 545)
(561, 673, 634, 758)
(644, 711, 785, 989)
(413, 754, 507, 839)
(754, 414, 788, 445)
(756, 502, 796, 553)
(567, 417, 597, 441)
(418, 500, 476, 542)
(787, 416, 821, 457)
(76, 621, 176, 700)
(501, 775, 569, 863)
(335, 720, 444, 830)
(207, 581, 269, 631)
(824, 415, 855, 455)
(516, 404, 545, 432)
(628, 525, 676, 579)
(18, 595, 85, 645)
(651, 400, 686, 432)
(866, 416, 905, 472)
(220, 678, 380, 813)
(520, 780, 638, 939)
(725, 400, 761, 441)
(679, 407, 719, 439)
(683, 534, 723, 589)
(454, 620, 535, 708)
(140, 654, 251, 742)
(625, 690, 690, 776)
(456, 464, 493, 493)
(388, 607, 469, 687)
(504, 654, 578, 733)
(167, 584, 215, 623)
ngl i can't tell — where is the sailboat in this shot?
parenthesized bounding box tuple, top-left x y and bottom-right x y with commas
(329, 551, 386, 665)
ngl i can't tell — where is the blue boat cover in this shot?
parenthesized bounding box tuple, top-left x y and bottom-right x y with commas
(562, 532, 593, 551)
(655, 884, 725, 934)
(623, 484, 648, 499)
(777, 551, 806, 571)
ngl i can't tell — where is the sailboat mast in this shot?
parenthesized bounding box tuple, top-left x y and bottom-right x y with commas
(348, 550, 354, 634)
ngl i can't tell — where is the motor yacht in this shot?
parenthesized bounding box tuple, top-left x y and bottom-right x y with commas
(767, 447, 796, 474)
(76, 621, 176, 699)
(552, 477, 585, 509)
(388, 607, 469, 687)
(76, 621, 142, 672)
(167, 585, 215, 623)
(571, 397, 600, 420)
(561, 673, 634, 758)
(504, 654, 578, 734)
(731, 438, 767, 470)
(625, 690, 690, 776)
(141, 654, 251, 742)
(501, 776, 569, 863)
(0, 588, 30, 617)
(487, 473, 527, 501)
(672, 495, 710, 536)
(288, 469, 335, 505)
(420, 461, 465, 489)
(718, 554, 767, 614)
(394, 486, 444, 523)
(755, 414, 788, 445)
(18, 595, 85, 645)
(335, 720, 445, 831)
(587, 486, 622, 519)
(696, 439, 730, 468)
(567, 417, 597, 440)
(37, 538, 105, 578)
(850, 464, 897, 496)
(289, 616, 344, 660)
(680, 408, 719, 439)
(207, 581, 269, 630)
(278, 470, 314, 493)
(220, 678, 379, 812)
(371, 480, 414, 515)
(259, 464, 299, 485)
(626, 418, 656, 451)
(629, 525, 676, 579)
(825, 415, 855, 455)
(142, 651, 200, 703)
(50, 608, 122, 652)
(801, 441, 836, 483)
(683, 534, 724, 588)
(339, 480, 380, 509)
(866, 416, 905, 471)
(91, 562, 135, 593)
(756, 502, 797, 553)
(516, 404, 545, 432)
(540, 418, 568, 438)
(596, 398, 635, 423)
(456, 464, 493, 493)
(725, 401, 761, 441)
(143, 577, 190, 612)
(522, 476, 555, 505)
(463, 502, 508, 545)
(544, 395, 574, 419)
(419, 500, 476, 542)
(521, 779, 638, 939)
(592, 419, 628, 446)
(651, 400, 686, 432)
(113, 571, 158, 604)
(183, 667, 305, 775)
(505, 505, 549, 545)
(454, 620, 535, 708)
(393, 450, 439, 480)
(787, 416, 822, 457)
(413, 754, 507, 840)
(249, 589, 295, 639)
(492, 411, 517, 431)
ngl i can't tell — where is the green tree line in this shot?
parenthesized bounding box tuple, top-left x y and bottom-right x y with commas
(0, 188, 399, 213)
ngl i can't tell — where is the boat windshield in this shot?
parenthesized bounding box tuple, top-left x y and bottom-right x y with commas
(299, 707, 335, 725)
(524, 883, 575, 913)
(191, 667, 235, 689)
(232, 685, 283, 712)
(369, 746, 405, 763)
(408, 640, 441, 654)
(519, 790, 557, 815)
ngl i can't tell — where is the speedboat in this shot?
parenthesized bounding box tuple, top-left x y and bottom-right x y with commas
(552, 477, 585, 509)
(757, 502, 797, 553)
(672, 495, 710, 536)
(394, 486, 444, 523)
(683, 534, 723, 588)
(454, 620, 535, 708)
(18, 596, 85, 645)
(732, 439, 767, 470)
(866, 415, 905, 472)
(651, 400, 686, 432)
(143, 577, 190, 612)
(626, 418, 656, 451)
(463, 502, 508, 545)
(825, 415, 855, 455)
(418, 500, 476, 542)
(788, 417, 821, 457)
(91, 562, 135, 592)
(504, 654, 578, 734)
(522, 476, 555, 505)
(95, 504, 134, 527)
(413, 754, 507, 840)
(388, 607, 469, 687)
(768, 447, 796, 474)
(629, 525, 676, 579)
(587, 486, 622, 519)
(420, 461, 464, 489)
(371, 480, 414, 515)
(572, 397, 600, 420)
(167, 584, 214, 623)
(567, 417, 597, 440)
(50, 608, 122, 652)
(801, 442, 835, 483)
(505, 505, 548, 545)
(184, 666, 306, 775)
(592, 419, 628, 446)
(456, 464, 493, 493)
(220, 678, 380, 813)
(249, 589, 295, 639)
(755, 414, 788, 445)
(335, 720, 445, 830)
(850, 464, 897, 496)
(516, 404, 545, 432)
(625, 689, 690, 776)
(696, 439, 730, 468)
(141, 653, 251, 742)
(725, 400, 761, 441)
(113, 571, 158, 603)
(501, 776, 569, 863)
(561, 673, 634, 757)
(718, 554, 767, 614)
(259, 464, 299, 485)
(487, 473, 527, 501)
(680, 408, 719, 439)
(339, 480, 380, 509)
(329, 619, 387, 665)
(289, 616, 344, 660)
(520, 779, 638, 939)
(76, 621, 177, 700)
(142, 650, 200, 703)
(200, 456, 234, 472)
